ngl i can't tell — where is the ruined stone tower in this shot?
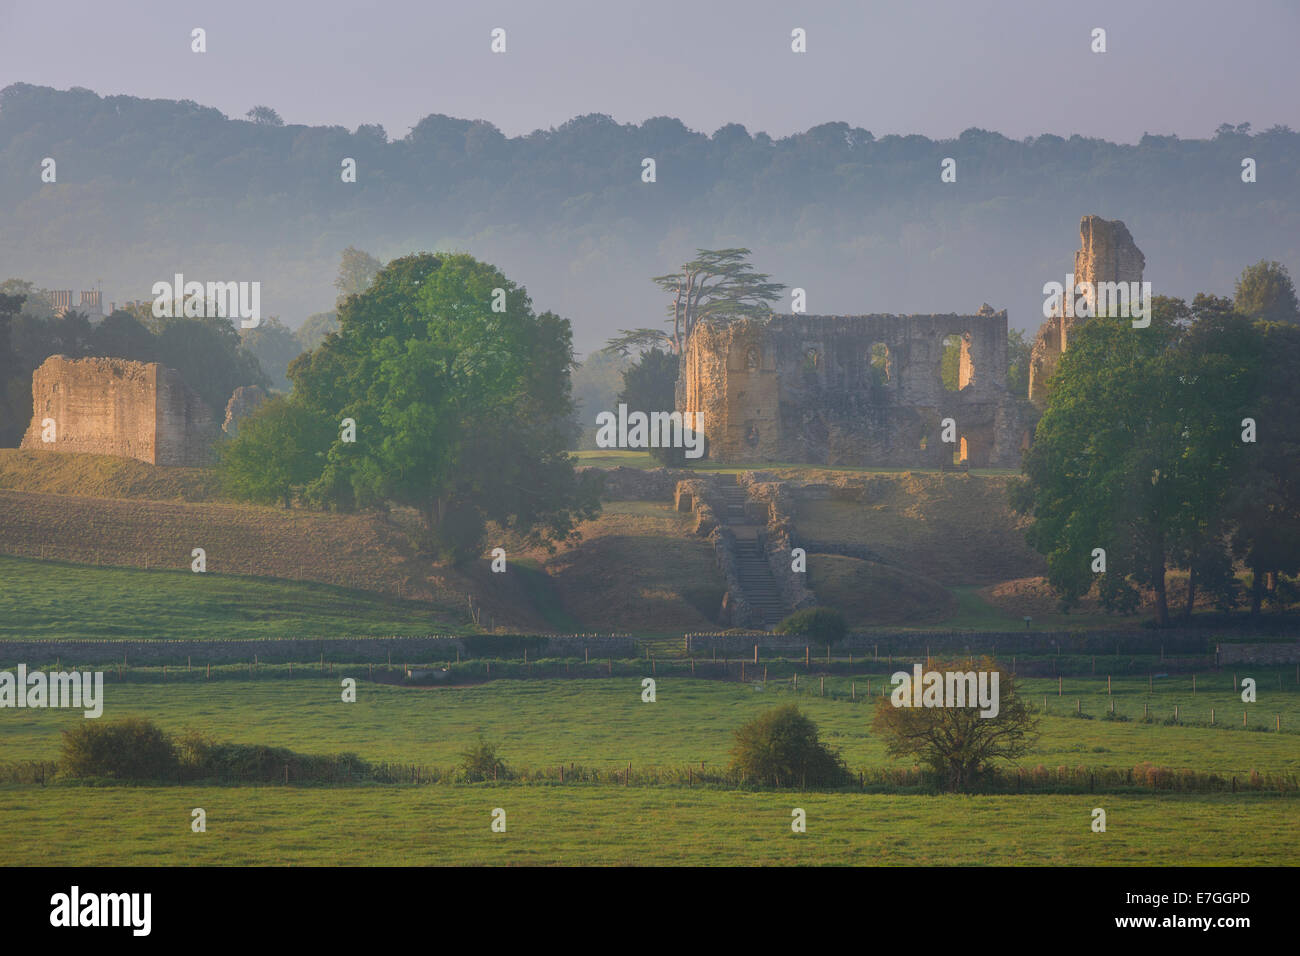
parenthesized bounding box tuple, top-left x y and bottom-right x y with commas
(20, 355, 217, 466)
(1028, 216, 1146, 407)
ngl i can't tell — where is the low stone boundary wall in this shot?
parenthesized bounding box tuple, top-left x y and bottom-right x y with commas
(1218, 641, 1300, 664)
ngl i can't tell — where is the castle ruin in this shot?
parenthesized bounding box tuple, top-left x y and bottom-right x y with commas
(20, 355, 217, 466)
(1028, 216, 1146, 407)
(679, 308, 1028, 468)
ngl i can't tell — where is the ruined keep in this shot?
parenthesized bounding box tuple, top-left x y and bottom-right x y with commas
(1028, 215, 1146, 407)
(20, 355, 217, 466)
(679, 308, 1027, 468)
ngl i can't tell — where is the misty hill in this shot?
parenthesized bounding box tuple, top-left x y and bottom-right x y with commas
(2, 83, 1297, 354)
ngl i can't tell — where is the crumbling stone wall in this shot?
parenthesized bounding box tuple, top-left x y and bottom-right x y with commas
(680, 310, 1023, 467)
(223, 385, 268, 438)
(1029, 216, 1146, 407)
(20, 355, 217, 466)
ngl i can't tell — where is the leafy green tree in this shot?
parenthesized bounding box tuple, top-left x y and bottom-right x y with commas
(569, 348, 627, 449)
(872, 658, 1037, 792)
(729, 705, 848, 788)
(1226, 320, 1300, 614)
(775, 607, 848, 645)
(1012, 300, 1257, 626)
(296, 310, 339, 352)
(240, 315, 303, 391)
(217, 395, 333, 507)
(940, 334, 961, 391)
(48, 309, 94, 357)
(334, 247, 383, 301)
(289, 252, 601, 562)
(615, 347, 681, 464)
(607, 248, 785, 356)
(91, 310, 157, 361)
(1234, 260, 1300, 324)
(0, 280, 53, 319)
(155, 316, 269, 416)
(457, 738, 509, 782)
(0, 292, 23, 445)
(60, 717, 179, 780)
(245, 105, 284, 127)
(1006, 327, 1032, 396)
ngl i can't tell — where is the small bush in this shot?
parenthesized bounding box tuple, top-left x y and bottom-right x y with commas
(458, 738, 509, 782)
(775, 607, 848, 645)
(729, 704, 849, 788)
(60, 716, 179, 780)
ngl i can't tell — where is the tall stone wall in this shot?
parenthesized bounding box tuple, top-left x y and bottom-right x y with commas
(680, 311, 1024, 467)
(1029, 216, 1146, 407)
(20, 355, 216, 466)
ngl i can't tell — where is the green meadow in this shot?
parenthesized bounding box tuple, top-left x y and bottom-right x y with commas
(2, 677, 1295, 777)
(0, 786, 1290, 866)
(0, 555, 455, 641)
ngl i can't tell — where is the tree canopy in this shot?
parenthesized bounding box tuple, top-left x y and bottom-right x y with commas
(1012, 297, 1289, 625)
(231, 252, 601, 563)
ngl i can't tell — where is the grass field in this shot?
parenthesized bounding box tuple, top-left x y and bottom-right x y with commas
(2, 677, 1295, 776)
(2, 676, 1295, 866)
(0, 785, 1290, 865)
(0, 555, 467, 640)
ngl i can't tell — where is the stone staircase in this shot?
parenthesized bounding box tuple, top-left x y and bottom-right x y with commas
(716, 476, 786, 627)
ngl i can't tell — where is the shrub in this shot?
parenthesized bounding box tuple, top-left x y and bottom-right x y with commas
(775, 607, 848, 645)
(729, 704, 849, 788)
(60, 716, 179, 780)
(458, 738, 509, 782)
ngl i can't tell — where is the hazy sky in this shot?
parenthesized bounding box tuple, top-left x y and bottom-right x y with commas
(2, 0, 1297, 143)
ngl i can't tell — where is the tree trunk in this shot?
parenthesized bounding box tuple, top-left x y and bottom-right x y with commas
(1152, 548, 1169, 627)
(1182, 566, 1196, 620)
(1250, 564, 1264, 616)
